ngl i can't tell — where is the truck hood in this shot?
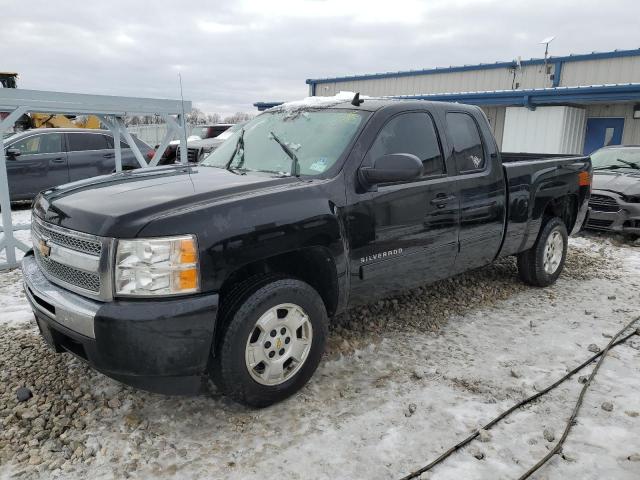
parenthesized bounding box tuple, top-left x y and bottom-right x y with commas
(593, 169, 640, 196)
(33, 165, 300, 237)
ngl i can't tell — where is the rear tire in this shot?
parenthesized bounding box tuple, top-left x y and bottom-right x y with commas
(211, 278, 328, 408)
(517, 217, 568, 287)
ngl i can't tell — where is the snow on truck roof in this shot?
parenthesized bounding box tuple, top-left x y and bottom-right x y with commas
(265, 91, 479, 115)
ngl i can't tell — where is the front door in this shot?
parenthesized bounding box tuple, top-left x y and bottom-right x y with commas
(345, 111, 459, 304)
(583, 117, 624, 154)
(5, 132, 69, 200)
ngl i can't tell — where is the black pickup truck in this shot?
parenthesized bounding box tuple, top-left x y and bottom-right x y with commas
(22, 97, 591, 407)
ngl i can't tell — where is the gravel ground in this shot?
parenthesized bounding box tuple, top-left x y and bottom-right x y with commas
(0, 218, 638, 479)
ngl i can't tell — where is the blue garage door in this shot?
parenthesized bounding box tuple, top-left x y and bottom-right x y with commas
(583, 117, 624, 154)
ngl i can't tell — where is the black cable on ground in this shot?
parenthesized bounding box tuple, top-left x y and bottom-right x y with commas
(399, 316, 640, 480)
(517, 316, 640, 479)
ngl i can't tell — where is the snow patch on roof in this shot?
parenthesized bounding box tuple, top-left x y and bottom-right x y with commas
(267, 91, 368, 115)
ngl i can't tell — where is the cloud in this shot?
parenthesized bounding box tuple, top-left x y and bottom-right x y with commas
(1, 0, 638, 116)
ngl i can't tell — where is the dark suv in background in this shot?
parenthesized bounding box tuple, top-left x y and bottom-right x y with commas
(3, 128, 154, 201)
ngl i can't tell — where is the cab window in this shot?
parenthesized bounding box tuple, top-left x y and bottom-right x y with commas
(369, 112, 444, 178)
(445, 112, 485, 172)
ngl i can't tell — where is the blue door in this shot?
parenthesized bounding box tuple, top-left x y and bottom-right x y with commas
(583, 117, 624, 154)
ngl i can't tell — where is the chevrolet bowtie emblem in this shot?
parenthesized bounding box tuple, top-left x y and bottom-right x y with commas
(276, 338, 283, 349)
(38, 238, 51, 258)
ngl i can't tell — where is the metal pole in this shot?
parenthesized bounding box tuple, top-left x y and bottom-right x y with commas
(113, 118, 123, 172)
(0, 106, 28, 269)
(99, 115, 123, 172)
(149, 115, 179, 167)
(177, 114, 188, 165)
(115, 118, 147, 168)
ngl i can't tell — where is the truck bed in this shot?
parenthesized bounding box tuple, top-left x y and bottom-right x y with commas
(499, 153, 591, 258)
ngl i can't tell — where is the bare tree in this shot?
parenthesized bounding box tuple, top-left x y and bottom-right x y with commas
(223, 112, 253, 124)
(206, 113, 221, 124)
(186, 108, 208, 125)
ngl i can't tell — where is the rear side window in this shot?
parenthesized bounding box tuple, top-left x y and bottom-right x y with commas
(369, 112, 444, 178)
(68, 133, 111, 152)
(11, 133, 63, 154)
(446, 112, 485, 172)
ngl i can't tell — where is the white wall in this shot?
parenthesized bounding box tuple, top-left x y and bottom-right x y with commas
(501, 106, 586, 154)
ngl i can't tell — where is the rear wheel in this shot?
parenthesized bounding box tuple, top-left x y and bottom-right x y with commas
(211, 278, 327, 407)
(517, 217, 568, 287)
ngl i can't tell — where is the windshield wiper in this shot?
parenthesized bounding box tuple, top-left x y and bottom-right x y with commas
(594, 165, 620, 171)
(224, 128, 245, 172)
(615, 158, 640, 169)
(269, 131, 300, 177)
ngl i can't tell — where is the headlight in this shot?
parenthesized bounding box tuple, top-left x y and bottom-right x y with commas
(115, 235, 199, 297)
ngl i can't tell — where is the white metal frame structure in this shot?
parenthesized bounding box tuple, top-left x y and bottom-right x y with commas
(0, 88, 192, 269)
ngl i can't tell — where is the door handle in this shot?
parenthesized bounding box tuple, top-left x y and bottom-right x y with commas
(430, 193, 456, 208)
(103, 153, 115, 158)
(51, 157, 65, 163)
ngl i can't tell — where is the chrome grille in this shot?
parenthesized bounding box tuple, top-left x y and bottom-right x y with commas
(586, 218, 614, 229)
(589, 194, 620, 213)
(30, 216, 113, 300)
(32, 221, 102, 255)
(34, 252, 100, 293)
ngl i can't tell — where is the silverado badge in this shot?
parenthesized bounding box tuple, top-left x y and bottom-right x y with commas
(38, 238, 51, 258)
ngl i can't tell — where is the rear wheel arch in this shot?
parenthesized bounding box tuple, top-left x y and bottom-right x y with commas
(537, 194, 578, 232)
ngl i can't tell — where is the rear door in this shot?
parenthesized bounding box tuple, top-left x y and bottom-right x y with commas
(66, 131, 115, 181)
(444, 111, 506, 272)
(6, 132, 69, 200)
(345, 110, 460, 304)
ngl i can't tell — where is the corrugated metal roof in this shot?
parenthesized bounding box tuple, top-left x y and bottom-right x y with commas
(306, 48, 640, 85)
(254, 83, 640, 111)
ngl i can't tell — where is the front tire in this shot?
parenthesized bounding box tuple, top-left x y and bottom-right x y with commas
(517, 217, 568, 287)
(212, 278, 328, 407)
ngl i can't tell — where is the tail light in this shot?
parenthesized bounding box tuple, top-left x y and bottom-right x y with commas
(578, 171, 591, 187)
(146, 150, 155, 161)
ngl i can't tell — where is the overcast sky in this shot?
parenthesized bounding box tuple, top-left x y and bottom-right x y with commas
(2, 0, 638, 116)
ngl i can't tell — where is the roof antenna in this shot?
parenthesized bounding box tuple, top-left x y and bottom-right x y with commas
(178, 72, 189, 156)
(540, 36, 555, 81)
(351, 92, 364, 106)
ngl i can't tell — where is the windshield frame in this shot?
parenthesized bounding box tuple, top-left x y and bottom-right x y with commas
(590, 146, 640, 170)
(200, 108, 372, 179)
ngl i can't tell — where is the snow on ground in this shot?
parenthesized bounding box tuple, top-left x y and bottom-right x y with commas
(0, 207, 639, 479)
(0, 206, 31, 266)
(0, 207, 32, 326)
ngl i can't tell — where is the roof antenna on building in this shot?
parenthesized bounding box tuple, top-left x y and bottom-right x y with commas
(351, 92, 364, 106)
(540, 36, 555, 77)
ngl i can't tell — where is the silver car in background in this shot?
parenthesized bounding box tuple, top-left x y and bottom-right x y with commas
(586, 145, 640, 237)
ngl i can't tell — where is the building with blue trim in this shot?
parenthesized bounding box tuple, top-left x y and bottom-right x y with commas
(255, 48, 640, 154)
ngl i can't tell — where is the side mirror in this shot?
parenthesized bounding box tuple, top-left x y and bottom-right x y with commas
(5, 148, 21, 159)
(358, 153, 423, 187)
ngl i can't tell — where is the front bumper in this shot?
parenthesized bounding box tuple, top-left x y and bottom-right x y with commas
(586, 192, 640, 234)
(22, 253, 219, 395)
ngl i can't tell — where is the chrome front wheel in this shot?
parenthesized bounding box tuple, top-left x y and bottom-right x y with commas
(245, 303, 313, 386)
